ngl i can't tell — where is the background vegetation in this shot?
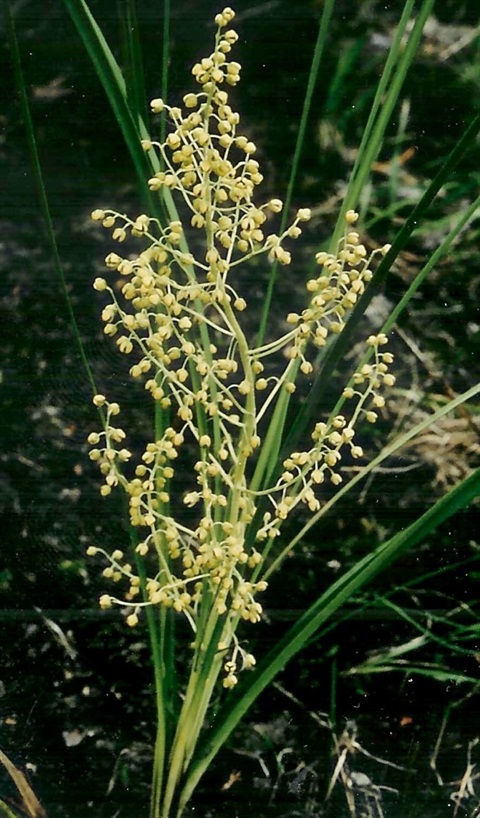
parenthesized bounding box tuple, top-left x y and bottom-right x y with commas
(1, 0, 479, 816)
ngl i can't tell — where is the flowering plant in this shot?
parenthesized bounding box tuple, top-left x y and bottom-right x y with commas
(2, 0, 466, 814)
(82, 10, 407, 814)
(67, 6, 480, 817)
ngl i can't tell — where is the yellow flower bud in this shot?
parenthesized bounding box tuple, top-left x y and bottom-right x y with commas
(297, 208, 311, 221)
(268, 198, 283, 213)
(345, 209, 359, 224)
(150, 98, 164, 113)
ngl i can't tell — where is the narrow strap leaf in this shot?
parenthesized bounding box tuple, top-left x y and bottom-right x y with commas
(257, 0, 336, 346)
(5, 0, 97, 398)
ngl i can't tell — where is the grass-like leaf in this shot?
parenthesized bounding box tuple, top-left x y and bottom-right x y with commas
(63, 0, 181, 228)
(348, 664, 479, 684)
(331, 0, 435, 243)
(63, 0, 155, 210)
(5, 0, 97, 399)
(257, 0, 335, 346)
(121, 0, 148, 126)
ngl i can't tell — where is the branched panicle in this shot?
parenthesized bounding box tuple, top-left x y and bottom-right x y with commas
(86, 7, 395, 683)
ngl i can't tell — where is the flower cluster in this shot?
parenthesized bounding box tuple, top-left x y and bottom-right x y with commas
(256, 332, 395, 543)
(87, 8, 395, 683)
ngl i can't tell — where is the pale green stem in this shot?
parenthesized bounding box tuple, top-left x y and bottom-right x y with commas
(160, 606, 224, 817)
(220, 293, 257, 516)
(250, 356, 302, 493)
(159, 261, 260, 815)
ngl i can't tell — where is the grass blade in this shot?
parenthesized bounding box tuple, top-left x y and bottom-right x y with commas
(0, 748, 45, 818)
(331, 0, 435, 244)
(63, 0, 178, 225)
(160, 0, 171, 149)
(347, 665, 479, 684)
(121, 0, 148, 125)
(257, 0, 336, 346)
(5, 0, 97, 398)
(63, 0, 151, 200)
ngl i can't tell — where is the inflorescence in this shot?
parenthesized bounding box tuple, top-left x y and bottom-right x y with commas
(87, 7, 395, 686)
